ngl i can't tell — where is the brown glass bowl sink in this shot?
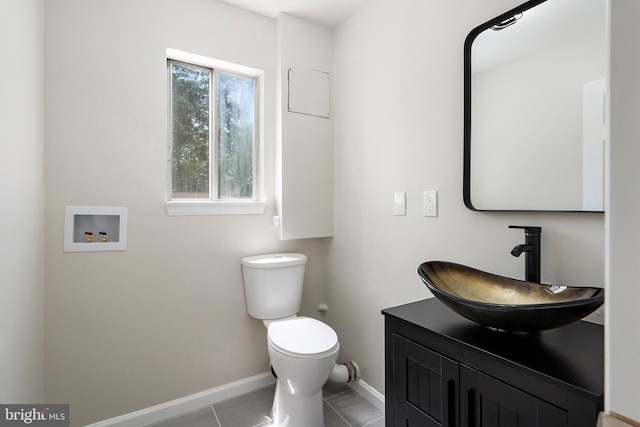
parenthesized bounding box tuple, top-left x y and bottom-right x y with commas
(418, 261, 604, 332)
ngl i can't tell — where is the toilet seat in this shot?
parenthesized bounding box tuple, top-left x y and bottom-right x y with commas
(268, 317, 339, 359)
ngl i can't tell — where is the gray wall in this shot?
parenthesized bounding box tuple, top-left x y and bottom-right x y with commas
(608, 0, 640, 421)
(0, 0, 45, 403)
(44, 1, 329, 425)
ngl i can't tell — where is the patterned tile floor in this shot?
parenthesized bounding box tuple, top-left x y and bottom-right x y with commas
(145, 381, 384, 427)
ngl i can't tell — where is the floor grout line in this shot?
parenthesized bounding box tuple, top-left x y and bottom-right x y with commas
(323, 387, 352, 403)
(324, 399, 353, 427)
(361, 415, 384, 427)
(210, 404, 222, 427)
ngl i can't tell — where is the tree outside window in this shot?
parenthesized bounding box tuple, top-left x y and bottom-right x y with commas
(169, 61, 256, 201)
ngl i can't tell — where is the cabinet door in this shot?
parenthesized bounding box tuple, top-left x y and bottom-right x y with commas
(460, 365, 567, 427)
(392, 334, 459, 427)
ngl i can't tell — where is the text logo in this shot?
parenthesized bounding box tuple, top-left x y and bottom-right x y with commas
(0, 405, 68, 426)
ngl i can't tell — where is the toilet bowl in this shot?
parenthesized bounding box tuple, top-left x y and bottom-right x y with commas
(268, 317, 339, 427)
(241, 253, 355, 427)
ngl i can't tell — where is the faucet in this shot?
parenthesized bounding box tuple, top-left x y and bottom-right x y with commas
(509, 225, 541, 283)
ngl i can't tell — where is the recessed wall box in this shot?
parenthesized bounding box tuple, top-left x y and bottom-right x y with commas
(64, 206, 128, 252)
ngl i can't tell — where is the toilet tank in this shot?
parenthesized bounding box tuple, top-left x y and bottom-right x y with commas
(241, 253, 307, 320)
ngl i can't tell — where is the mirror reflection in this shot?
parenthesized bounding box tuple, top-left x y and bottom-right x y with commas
(464, 0, 606, 212)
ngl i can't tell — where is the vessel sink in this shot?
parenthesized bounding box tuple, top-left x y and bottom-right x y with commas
(418, 261, 604, 332)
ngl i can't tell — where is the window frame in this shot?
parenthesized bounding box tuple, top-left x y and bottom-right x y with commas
(166, 48, 265, 216)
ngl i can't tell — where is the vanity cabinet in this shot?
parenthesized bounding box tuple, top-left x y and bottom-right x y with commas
(383, 299, 604, 427)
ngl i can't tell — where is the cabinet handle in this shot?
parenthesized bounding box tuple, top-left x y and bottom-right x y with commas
(447, 379, 456, 427)
(466, 389, 475, 427)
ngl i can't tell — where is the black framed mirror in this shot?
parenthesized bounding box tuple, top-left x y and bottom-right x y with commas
(463, 0, 606, 212)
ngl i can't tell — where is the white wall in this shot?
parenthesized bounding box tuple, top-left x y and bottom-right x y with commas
(275, 14, 334, 240)
(607, 0, 640, 421)
(0, 0, 45, 403)
(328, 0, 605, 396)
(44, 1, 329, 425)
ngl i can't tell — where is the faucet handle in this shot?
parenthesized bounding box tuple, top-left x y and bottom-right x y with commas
(509, 225, 542, 235)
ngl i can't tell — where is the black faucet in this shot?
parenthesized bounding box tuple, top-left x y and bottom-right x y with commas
(509, 225, 541, 283)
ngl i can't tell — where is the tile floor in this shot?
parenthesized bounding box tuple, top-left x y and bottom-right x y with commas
(145, 381, 384, 427)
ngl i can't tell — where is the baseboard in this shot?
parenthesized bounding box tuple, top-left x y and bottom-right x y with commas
(347, 379, 385, 412)
(85, 372, 276, 427)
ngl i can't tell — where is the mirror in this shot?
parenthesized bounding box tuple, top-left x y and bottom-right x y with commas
(463, 0, 606, 212)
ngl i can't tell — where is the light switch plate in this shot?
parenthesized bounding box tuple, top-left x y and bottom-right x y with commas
(394, 192, 406, 216)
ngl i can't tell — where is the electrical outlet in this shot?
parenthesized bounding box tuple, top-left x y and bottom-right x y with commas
(424, 190, 438, 217)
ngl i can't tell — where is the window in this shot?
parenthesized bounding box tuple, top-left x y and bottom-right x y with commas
(166, 49, 264, 215)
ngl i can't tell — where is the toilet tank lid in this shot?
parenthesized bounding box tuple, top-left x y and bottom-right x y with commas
(241, 253, 307, 269)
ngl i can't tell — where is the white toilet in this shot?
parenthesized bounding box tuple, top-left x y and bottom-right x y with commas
(241, 253, 354, 427)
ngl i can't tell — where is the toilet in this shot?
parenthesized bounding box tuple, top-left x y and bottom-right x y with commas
(241, 253, 354, 427)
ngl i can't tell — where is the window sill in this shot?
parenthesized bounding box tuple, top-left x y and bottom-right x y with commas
(166, 200, 266, 216)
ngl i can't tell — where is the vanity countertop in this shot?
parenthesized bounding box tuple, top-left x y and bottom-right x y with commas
(383, 298, 604, 399)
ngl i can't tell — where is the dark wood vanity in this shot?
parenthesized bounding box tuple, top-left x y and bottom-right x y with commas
(383, 298, 604, 427)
